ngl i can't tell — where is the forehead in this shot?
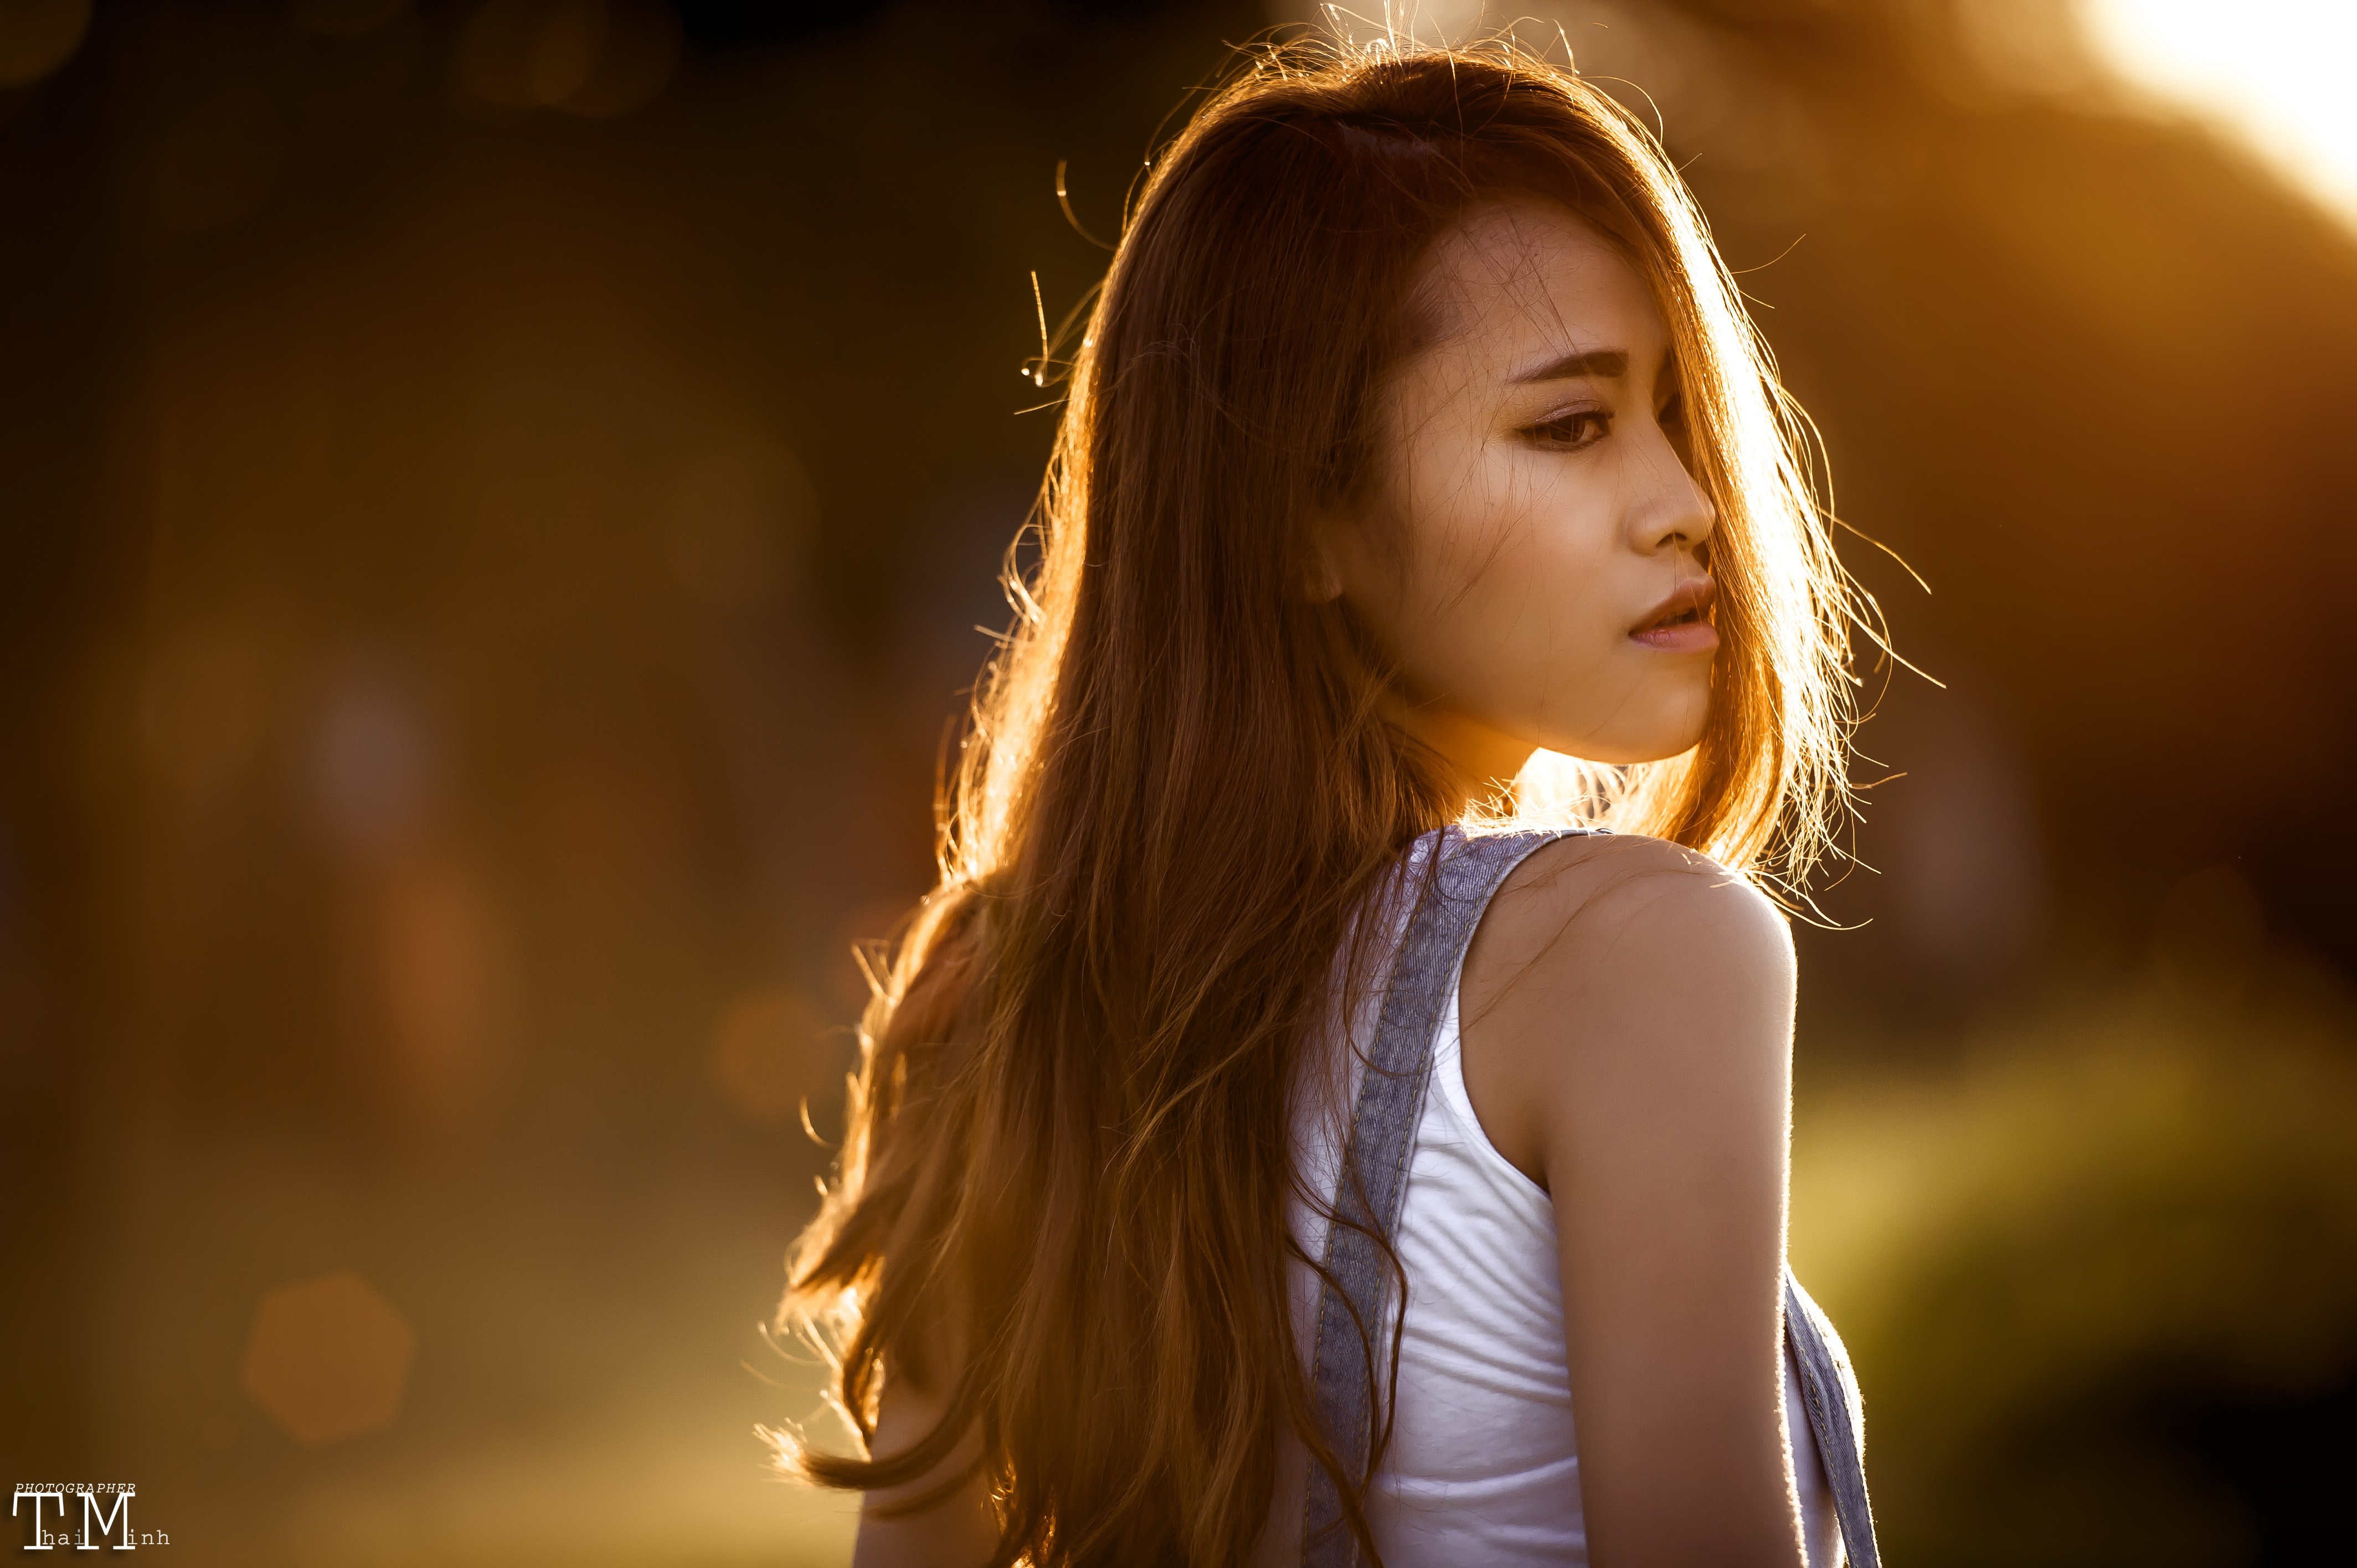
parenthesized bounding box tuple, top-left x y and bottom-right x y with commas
(1408, 197, 1664, 373)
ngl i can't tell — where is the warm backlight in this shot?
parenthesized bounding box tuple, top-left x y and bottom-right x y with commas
(2083, 0, 2357, 228)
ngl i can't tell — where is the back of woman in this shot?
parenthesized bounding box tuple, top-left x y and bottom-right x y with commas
(773, 33, 1876, 1568)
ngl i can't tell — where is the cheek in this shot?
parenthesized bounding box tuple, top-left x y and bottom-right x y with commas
(1397, 452, 1619, 672)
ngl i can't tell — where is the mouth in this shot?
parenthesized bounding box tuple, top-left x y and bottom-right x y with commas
(1628, 576, 1720, 653)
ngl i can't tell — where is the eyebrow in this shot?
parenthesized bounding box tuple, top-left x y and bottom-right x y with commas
(1511, 348, 1628, 384)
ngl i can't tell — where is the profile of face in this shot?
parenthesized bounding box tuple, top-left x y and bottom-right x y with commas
(1321, 197, 1720, 786)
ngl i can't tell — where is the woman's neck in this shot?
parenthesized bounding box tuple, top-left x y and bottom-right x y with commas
(1386, 694, 1537, 819)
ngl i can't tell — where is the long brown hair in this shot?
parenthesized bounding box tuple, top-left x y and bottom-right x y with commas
(774, 34, 1858, 1567)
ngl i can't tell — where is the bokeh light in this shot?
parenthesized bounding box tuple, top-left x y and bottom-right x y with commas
(238, 1270, 419, 1448)
(707, 984, 833, 1128)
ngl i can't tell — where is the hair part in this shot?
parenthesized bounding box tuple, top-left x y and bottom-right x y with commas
(774, 32, 1862, 1568)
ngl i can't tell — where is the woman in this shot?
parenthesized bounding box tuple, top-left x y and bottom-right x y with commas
(777, 35, 1877, 1568)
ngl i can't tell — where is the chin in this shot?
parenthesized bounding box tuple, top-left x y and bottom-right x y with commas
(1652, 687, 1713, 760)
(1600, 737, 1705, 767)
(1546, 733, 1702, 769)
(1586, 698, 1712, 767)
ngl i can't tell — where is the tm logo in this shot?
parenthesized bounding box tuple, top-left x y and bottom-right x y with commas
(11, 1486, 166, 1551)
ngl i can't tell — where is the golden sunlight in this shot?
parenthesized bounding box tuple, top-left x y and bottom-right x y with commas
(2082, 0, 2357, 229)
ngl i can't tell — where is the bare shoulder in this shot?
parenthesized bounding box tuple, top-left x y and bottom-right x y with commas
(1468, 831, 1793, 1005)
(1458, 833, 1795, 1188)
(1466, 836, 1805, 1562)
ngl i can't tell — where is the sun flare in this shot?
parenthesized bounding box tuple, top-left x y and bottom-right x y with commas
(2082, 0, 2357, 228)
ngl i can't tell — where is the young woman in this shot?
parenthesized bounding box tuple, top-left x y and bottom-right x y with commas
(777, 37, 1877, 1568)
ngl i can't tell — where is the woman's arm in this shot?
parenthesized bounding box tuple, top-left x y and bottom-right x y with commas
(1459, 833, 1808, 1568)
(848, 1356, 997, 1568)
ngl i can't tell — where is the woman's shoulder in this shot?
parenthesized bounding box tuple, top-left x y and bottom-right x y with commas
(1456, 831, 1797, 1187)
(1471, 829, 1793, 999)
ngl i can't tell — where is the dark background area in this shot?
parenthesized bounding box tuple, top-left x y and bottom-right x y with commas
(3, 1, 2353, 1562)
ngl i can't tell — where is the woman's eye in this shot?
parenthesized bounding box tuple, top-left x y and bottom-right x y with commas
(1527, 409, 1611, 449)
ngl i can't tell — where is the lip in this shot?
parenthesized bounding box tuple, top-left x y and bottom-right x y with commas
(1628, 575, 1720, 653)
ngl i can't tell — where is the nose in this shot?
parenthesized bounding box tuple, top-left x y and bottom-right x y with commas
(1629, 435, 1717, 559)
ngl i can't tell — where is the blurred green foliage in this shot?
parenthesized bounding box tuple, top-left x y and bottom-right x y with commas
(1797, 959, 2357, 1564)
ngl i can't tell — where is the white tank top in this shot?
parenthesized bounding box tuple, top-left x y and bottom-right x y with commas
(1258, 894, 1842, 1567)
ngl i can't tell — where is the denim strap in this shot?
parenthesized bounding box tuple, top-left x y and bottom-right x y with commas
(1787, 1272, 1881, 1567)
(1301, 826, 1573, 1567)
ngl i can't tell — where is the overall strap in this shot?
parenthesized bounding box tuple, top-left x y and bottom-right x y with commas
(1786, 1272, 1881, 1567)
(1300, 826, 1576, 1568)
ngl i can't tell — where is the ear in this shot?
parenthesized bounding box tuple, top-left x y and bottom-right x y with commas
(1303, 519, 1349, 605)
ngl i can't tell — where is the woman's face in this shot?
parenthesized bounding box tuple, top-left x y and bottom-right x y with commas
(1325, 197, 1719, 785)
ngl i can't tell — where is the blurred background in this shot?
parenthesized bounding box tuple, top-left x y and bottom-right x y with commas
(2, 0, 2352, 1561)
